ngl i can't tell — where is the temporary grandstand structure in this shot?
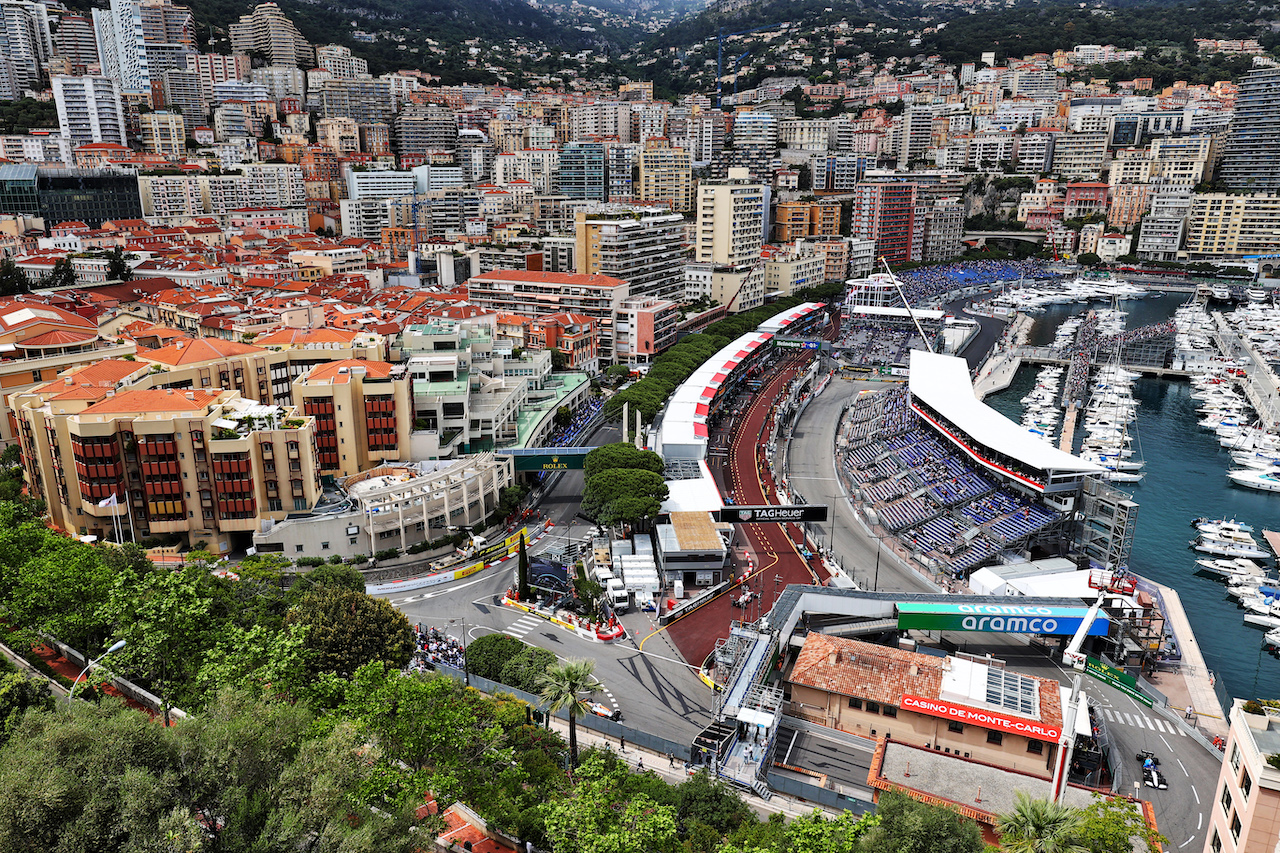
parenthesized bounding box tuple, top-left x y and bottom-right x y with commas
(908, 350, 1103, 509)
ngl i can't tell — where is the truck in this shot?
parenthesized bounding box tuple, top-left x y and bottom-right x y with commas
(606, 577, 629, 613)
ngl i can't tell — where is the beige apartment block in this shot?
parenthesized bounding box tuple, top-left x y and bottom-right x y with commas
(293, 359, 411, 478)
(12, 360, 320, 554)
(0, 298, 138, 446)
(637, 139, 693, 212)
(1205, 701, 1280, 853)
(1185, 193, 1280, 258)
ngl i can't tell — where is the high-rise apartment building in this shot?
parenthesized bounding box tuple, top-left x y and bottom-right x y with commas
(318, 78, 391, 125)
(695, 167, 767, 266)
(52, 13, 97, 68)
(556, 141, 606, 201)
(393, 104, 458, 157)
(605, 142, 637, 201)
(139, 110, 185, 155)
(1184, 192, 1280, 258)
(0, 0, 53, 97)
(52, 75, 128, 145)
(228, 2, 313, 68)
(293, 360, 410, 477)
(1216, 67, 1280, 191)
(315, 43, 368, 79)
(637, 138, 692, 212)
(186, 53, 249, 103)
(93, 0, 195, 93)
(576, 204, 687, 303)
(850, 180, 921, 265)
(161, 68, 205, 122)
(1204, 700, 1280, 853)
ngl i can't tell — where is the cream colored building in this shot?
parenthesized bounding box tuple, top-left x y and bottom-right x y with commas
(292, 359, 411, 478)
(637, 139, 693, 212)
(764, 247, 826, 297)
(252, 455, 514, 559)
(11, 360, 320, 554)
(695, 167, 767, 267)
(139, 111, 186, 156)
(1185, 193, 1280, 258)
(0, 298, 137, 446)
(1205, 700, 1280, 853)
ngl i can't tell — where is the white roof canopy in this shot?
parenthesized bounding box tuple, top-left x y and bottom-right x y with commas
(909, 350, 1103, 476)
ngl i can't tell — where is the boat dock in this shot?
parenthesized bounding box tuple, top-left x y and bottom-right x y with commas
(1018, 347, 1195, 380)
(1058, 402, 1079, 453)
(1212, 314, 1280, 431)
(972, 315, 1034, 399)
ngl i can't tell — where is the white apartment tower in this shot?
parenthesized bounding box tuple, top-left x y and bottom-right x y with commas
(52, 74, 127, 145)
(695, 167, 768, 266)
(0, 0, 53, 98)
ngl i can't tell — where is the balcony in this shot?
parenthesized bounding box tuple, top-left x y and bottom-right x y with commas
(141, 460, 180, 477)
(211, 457, 251, 475)
(138, 439, 177, 457)
(144, 479, 182, 496)
(74, 461, 121, 480)
(215, 478, 253, 495)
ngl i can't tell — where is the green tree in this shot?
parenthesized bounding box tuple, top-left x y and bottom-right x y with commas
(997, 793, 1087, 853)
(1074, 794, 1166, 853)
(541, 752, 679, 853)
(1077, 252, 1101, 266)
(536, 658, 597, 767)
(860, 790, 983, 853)
(286, 587, 413, 678)
(105, 247, 133, 282)
(43, 256, 77, 289)
(0, 669, 53, 746)
(0, 257, 29, 297)
(288, 560, 367, 600)
(518, 533, 531, 601)
(582, 469, 668, 528)
(583, 443, 665, 479)
(466, 633, 527, 681)
(100, 561, 218, 721)
(555, 405, 572, 428)
(499, 645, 558, 693)
(551, 348, 569, 371)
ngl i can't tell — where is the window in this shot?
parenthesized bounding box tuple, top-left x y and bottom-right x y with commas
(1027, 741, 1043, 754)
(1231, 813, 1241, 843)
(882, 706, 897, 718)
(986, 731, 1003, 745)
(847, 697, 862, 710)
(321, 541, 330, 550)
(1230, 743, 1240, 772)
(947, 721, 964, 734)
(294, 498, 308, 511)
(1241, 769, 1252, 801)
(1210, 830, 1221, 853)
(295, 544, 304, 553)
(866, 701, 880, 715)
(1221, 784, 1233, 816)
(349, 537, 358, 545)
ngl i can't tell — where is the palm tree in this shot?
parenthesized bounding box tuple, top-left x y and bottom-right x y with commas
(537, 658, 598, 767)
(996, 792, 1087, 853)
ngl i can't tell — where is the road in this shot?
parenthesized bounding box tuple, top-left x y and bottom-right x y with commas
(785, 374, 937, 595)
(663, 351, 824, 669)
(373, 419, 714, 748)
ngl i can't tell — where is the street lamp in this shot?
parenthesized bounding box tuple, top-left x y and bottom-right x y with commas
(69, 639, 126, 702)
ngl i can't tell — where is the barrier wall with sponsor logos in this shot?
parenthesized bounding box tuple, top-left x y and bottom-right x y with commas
(366, 525, 538, 596)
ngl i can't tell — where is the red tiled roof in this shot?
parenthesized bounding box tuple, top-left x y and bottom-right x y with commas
(142, 337, 266, 366)
(304, 359, 393, 383)
(81, 388, 221, 415)
(17, 329, 97, 347)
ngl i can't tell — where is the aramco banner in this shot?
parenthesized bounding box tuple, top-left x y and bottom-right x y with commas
(896, 602, 1110, 636)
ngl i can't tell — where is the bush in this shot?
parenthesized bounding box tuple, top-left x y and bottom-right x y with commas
(374, 548, 401, 561)
(295, 556, 326, 567)
(498, 645, 558, 693)
(466, 634, 527, 682)
(348, 554, 369, 565)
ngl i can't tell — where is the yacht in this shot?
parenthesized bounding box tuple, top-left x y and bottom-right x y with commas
(1228, 468, 1280, 494)
(1195, 557, 1267, 580)
(1247, 287, 1268, 303)
(1192, 518, 1255, 535)
(1192, 532, 1271, 559)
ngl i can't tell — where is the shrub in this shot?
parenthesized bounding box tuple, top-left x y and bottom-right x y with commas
(374, 548, 401, 561)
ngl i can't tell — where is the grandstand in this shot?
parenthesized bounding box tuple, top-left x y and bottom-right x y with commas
(835, 352, 1101, 578)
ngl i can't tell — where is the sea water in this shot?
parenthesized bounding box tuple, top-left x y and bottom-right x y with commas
(985, 295, 1280, 702)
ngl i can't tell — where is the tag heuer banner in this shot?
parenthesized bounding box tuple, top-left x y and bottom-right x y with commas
(712, 505, 829, 523)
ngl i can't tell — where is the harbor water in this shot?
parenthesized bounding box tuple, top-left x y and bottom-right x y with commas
(985, 295, 1280, 702)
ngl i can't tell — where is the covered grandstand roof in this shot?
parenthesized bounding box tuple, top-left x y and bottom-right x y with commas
(908, 351, 1103, 475)
(656, 332, 771, 458)
(757, 302, 825, 334)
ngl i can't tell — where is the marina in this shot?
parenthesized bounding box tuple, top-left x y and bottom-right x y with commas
(984, 291, 1280, 704)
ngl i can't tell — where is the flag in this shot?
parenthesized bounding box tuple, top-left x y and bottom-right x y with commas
(97, 493, 119, 508)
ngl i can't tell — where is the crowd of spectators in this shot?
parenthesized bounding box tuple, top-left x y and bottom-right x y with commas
(410, 624, 466, 672)
(837, 386, 1064, 578)
(1064, 314, 1100, 402)
(836, 321, 930, 366)
(548, 396, 604, 447)
(1101, 321, 1177, 351)
(896, 260, 1059, 306)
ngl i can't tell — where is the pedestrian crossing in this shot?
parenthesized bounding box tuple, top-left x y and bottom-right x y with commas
(1098, 707, 1187, 736)
(504, 615, 542, 639)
